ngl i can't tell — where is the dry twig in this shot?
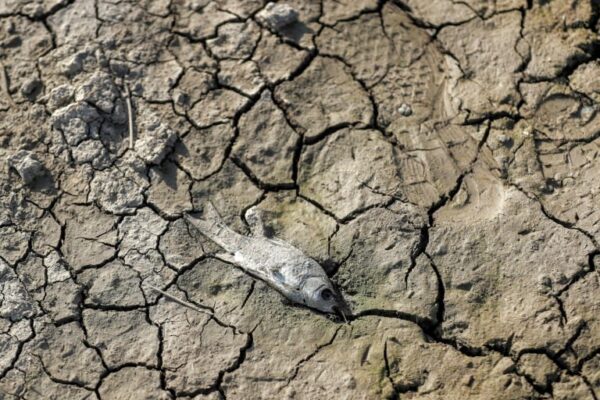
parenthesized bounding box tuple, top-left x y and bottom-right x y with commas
(0, 61, 15, 107)
(124, 84, 135, 149)
(146, 284, 214, 317)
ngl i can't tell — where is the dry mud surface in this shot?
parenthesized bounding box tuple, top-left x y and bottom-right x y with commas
(1, 0, 600, 399)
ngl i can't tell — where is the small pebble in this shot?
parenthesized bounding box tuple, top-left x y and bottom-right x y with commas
(496, 134, 513, 147)
(20, 77, 41, 96)
(398, 103, 412, 116)
(7, 150, 44, 184)
(256, 3, 299, 31)
(580, 105, 596, 123)
(461, 374, 475, 387)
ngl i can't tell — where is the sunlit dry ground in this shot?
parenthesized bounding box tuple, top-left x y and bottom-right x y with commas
(1, 0, 600, 399)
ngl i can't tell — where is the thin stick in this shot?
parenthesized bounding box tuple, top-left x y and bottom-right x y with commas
(340, 310, 348, 324)
(0, 61, 15, 107)
(146, 284, 214, 317)
(124, 85, 135, 149)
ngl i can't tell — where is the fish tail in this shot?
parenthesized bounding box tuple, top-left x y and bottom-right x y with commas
(184, 202, 240, 253)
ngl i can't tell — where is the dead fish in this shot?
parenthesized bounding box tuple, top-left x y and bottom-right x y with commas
(185, 203, 351, 319)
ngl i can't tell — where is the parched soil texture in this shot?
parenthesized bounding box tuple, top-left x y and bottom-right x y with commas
(1, 0, 600, 399)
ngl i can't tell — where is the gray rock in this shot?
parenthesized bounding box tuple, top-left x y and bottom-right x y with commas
(51, 101, 101, 146)
(46, 84, 75, 112)
(256, 3, 299, 31)
(74, 71, 120, 114)
(7, 150, 44, 184)
(72, 139, 111, 168)
(57, 48, 98, 77)
(43, 251, 71, 284)
(397, 103, 413, 116)
(20, 76, 41, 96)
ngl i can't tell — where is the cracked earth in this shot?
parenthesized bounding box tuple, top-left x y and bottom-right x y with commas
(0, 0, 599, 398)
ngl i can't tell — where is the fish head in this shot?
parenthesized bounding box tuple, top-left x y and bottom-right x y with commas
(301, 276, 351, 318)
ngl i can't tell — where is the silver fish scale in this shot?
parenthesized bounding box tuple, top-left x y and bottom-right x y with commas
(232, 236, 327, 290)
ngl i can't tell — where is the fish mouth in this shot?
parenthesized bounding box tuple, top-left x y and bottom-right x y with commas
(332, 303, 352, 323)
(330, 286, 352, 322)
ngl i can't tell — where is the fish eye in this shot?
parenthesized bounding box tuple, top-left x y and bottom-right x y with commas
(320, 288, 333, 301)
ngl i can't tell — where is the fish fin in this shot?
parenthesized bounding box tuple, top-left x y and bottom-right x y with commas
(215, 252, 236, 264)
(244, 206, 267, 237)
(201, 200, 223, 224)
(184, 202, 240, 252)
(184, 203, 222, 233)
(272, 270, 286, 285)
